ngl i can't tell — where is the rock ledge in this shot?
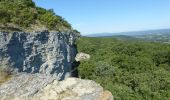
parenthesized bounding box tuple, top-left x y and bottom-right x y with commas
(0, 73, 113, 100)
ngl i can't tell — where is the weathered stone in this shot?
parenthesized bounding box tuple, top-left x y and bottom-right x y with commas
(0, 31, 77, 80)
(75, 52, 90, 61)
(0, 30, 113, 100)
(0, 74, 113, 100)
(0, 73, 55, 100)
(99, 91, 113, 100)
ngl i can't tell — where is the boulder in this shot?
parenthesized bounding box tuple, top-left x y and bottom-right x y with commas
(75, 52, 90, 61)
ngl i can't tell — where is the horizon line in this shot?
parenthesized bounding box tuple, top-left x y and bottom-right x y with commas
(83, 28, 170, 35)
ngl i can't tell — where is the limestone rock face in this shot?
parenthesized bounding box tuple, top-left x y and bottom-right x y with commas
(0, 74, 113, 100)
(0, 31, 77, 80)
(75, 52, 90, 61)
(0, 73, 55, 99)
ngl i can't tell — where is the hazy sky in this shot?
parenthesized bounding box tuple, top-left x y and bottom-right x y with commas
(33, 0, 170, 35)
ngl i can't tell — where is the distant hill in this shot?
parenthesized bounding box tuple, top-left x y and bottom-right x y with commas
(85, 33, 115, 37)
(86, 29, 170, 37)
(86, 29, 170, 43)
(110, 35, 140, 41)
(133, 32, 170, 43)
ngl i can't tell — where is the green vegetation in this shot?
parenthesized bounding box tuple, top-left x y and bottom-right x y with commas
(76, 37, 170, 100)
(0, 0, 79, 33)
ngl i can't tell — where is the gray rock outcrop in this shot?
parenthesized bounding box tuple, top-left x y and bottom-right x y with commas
(0, 31, 77, 80)
(0, 73, 113, 100)
(0, 30, 113, 100)
(75, 52, 90, 61)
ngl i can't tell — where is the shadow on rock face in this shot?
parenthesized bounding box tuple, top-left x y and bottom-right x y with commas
(71, 61, 80, 78)
(7, 32, 27, 72)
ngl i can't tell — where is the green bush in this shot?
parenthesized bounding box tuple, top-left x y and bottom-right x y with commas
(0, 0, 74, 31)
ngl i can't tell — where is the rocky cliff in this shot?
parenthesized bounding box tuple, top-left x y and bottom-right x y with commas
(0, 31, 77, 80)
(0, 30, 113, 100)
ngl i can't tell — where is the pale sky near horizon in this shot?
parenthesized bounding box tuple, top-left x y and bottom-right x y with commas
(33, 0, 170, 35)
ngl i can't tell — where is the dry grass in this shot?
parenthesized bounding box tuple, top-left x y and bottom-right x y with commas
(0, 71, 11, 85)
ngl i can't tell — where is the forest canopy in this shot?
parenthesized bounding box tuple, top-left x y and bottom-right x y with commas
(76, 37, 170, 100)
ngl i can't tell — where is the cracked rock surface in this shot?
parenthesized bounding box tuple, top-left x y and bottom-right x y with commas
(0, 31, 77, 80)
(0, 73, 113, 100)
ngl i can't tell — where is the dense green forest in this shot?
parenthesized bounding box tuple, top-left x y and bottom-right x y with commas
(76, 37, 170, 100)
(0, 0, 79, 33)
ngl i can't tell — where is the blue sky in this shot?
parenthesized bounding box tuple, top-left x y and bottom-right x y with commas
(33, 0, 170, 35)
